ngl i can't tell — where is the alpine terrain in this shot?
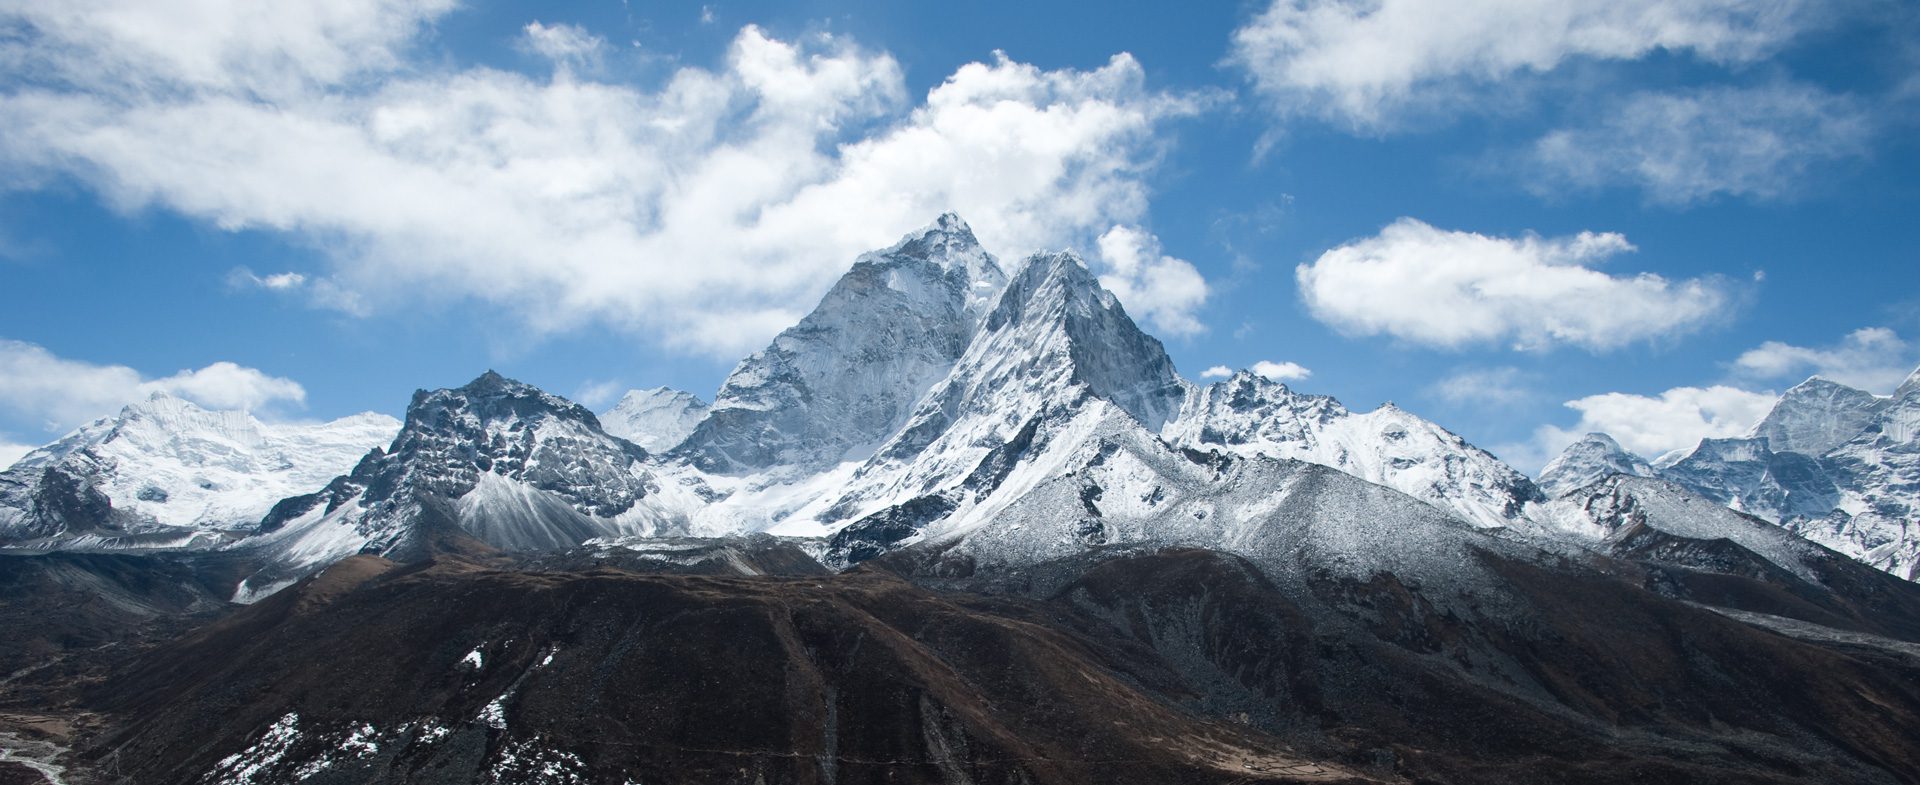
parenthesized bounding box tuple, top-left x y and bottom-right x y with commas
(3, 215, 1918, 785)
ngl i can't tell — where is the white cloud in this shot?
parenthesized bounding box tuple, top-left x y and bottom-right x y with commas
(1430, 366, 1533, 406)
(1527, 84, 1872, 205)
(0, 339, 306, 432)
(1229, 0, 1809, 129)
(1250, 360, 1311, 381)
(1094, 225, 1210, 337)
(1197, 361, 1309, 381)
(1296, 218, 1733, 351)
(0, 4, 1203, 357)
(521, 21, 605, 69)
(2, 0, 457, 98)
(1531, 384, 1778, 466)
(228, 267, 309, 291)
(0, 440, 32, 469)
(1734, 327, 1918, 394)
(151, 362, 307, 412)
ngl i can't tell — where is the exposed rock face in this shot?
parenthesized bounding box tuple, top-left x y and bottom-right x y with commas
(236, 372, 681, 597)
(1657, 437, 1841, 521)
(71, 532, 1920, 785)
(1749, 377, 1891, 457)
(84, 558, 1382, 785)
(676, 213, 1006, 474)
(1609, 369, 1920, 581)
(1793, 376, 1920, 579)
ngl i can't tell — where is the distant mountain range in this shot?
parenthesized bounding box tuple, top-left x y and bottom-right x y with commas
(1539, 372, 1920, 579)
(4, 215, 1919, 784)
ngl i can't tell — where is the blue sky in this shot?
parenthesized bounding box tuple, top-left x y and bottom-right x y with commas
(2, 0, 1917, 471)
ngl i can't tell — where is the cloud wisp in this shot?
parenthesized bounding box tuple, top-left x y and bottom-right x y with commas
(1229, 0, 1811, 131)
(1525, 83, 1873, 205)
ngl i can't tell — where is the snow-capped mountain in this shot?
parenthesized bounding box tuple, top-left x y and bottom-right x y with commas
(1789, 370, 1920, 579)
(889, 407, 1521, 593)
(1539, 369, 1920, 580)
(649, 245, 1190, 553)
(1535, 432, 1655, 498)
(83, 215, 1613, 586)
(804, 249, 1189, 561)
(239, 371, 684, 596)
(1748, 377, 1891, 456)
(1656, 436, 1840, 521)
(675, 212, 1006, 475)
(599, 387, 708, 452)
(1538, 474, 1839, 582)
(1161, 371, 1546, 530)
(0, 393, 396, 547)
(21, 213, 1917, 595)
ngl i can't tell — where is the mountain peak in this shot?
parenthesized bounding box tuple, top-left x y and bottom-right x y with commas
(1747, 376, 1885, 457)
(458, 369, 515, 394)
(602, 387, 709, 453)
(1536, 431, 1654, 498)
(980, 250, 1182, 430)
(412, 371, 596, 427)
(861, 212, 1002, 295)
(679, 216, 1009, 474)
(1898, 364, 1920, 401)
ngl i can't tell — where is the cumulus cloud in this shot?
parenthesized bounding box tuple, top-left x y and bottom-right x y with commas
(1094, 225, 1209, 336)
(0, 3, 1203, 356)
(1296, 218, 1733, 351)
(1430, 366, 1534, 406)
(1200, 366, 1233, 379)
(0, 339, 307, 432)
(1250, 360, 1311, 381)
(1527, 84, 1873, 205)
(1229, 0, 1810, 129)
(1734, 327, 1918, 394)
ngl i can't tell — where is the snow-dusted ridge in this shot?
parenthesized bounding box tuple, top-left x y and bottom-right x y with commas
(1536, 432, 1654, 499)
(15, 213, 1919, 595)
(0, 393, 397, 547)
(599, 388, 707, 453)
(235, 371, 688, 595)
(219, 214, 1575, 590)
(1542, 369, 1920, 580)
(1162, 370, 1545, 531)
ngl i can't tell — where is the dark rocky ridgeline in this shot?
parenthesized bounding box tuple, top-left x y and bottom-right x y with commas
(0, 550, 256, 679)
(75, 555, 1377, 785)
(873, 540, 1920, 785)
(33, 533, 1919, 785)
(1076, 551, 1920, 784)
